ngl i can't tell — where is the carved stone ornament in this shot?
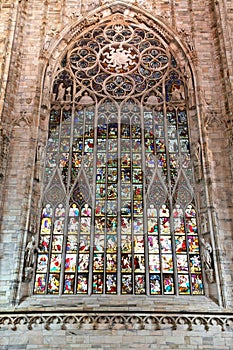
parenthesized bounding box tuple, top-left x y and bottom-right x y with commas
(23, 237, 37, 282)
(178, 28, 195, 52)
(205, 268, 214, 284)
(24, 237, 36, 267)
(78, 92, 95, 107)
(0, 312, 233, 332)
(102, 43, 138, 73)
(144, 94, 159, 107)
(23, 267, 34, 283)
(0, 123, 10, 180)
(192, 142, 202, 182)
(156, 10, 170, 21)
(201, 238, 214, 283)
(12, 111, 33, 128)
(204, 111, 227, 131)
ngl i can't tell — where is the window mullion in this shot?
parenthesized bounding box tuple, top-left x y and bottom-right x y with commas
(117, 104, 121, 295)
(141, 105, 150, 296)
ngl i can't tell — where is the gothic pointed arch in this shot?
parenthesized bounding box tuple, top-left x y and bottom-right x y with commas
(33, 3, 213, 298)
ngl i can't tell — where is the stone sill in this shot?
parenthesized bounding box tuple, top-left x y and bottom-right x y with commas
(10, 294, 229, 313)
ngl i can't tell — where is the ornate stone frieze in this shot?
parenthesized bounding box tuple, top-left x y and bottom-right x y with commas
(0, 311, 232, 331)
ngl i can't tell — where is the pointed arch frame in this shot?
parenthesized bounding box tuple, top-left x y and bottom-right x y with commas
(21, 0, 224, 307)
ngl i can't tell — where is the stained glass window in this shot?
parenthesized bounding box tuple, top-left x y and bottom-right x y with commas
(34, 18, 204, 296)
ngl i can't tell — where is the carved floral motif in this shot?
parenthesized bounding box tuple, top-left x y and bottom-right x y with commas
(102, 44, 137, 73)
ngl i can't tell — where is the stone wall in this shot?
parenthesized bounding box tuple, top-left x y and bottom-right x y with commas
(0, 326, 233, 350)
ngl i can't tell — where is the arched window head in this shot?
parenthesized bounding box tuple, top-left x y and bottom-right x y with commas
(34, 16, 204, 296)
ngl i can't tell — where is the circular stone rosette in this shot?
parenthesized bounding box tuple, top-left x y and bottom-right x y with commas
(99, 43, 139, 74)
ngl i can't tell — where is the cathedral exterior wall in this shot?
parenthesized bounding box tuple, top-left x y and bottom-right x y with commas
(0, 0, 233, 347)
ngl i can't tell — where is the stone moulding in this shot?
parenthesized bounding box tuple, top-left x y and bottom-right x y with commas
(0, 311, 232, 331)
